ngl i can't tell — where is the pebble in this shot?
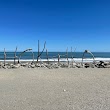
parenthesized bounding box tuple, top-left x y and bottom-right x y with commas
(63, 89, 66, 92)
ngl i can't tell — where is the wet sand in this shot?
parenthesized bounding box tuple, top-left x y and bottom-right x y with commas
(0, 68, 110, 110)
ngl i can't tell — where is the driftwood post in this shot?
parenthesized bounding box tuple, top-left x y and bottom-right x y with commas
(37, 40, 40, 62)
(66, 48, 69, 65)
(46, 49, 49, 64)
(71, 47, 73, 59)
(71, 47, 73, 67)
(37, 40, 46, 63)
(66, 48, 68, 61)
(58, 54, 60, 63)
(4, 48, 6, 66)
(14, 47, 17, 65)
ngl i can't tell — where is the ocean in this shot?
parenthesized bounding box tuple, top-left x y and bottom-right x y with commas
(0, 52, 110, 62)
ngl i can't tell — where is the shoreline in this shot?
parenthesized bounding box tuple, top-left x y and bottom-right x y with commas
(1, 57, 110, 62)
(0, 58, 110, 69)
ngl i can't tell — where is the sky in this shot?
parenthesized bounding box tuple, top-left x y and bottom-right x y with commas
(0, 0, 110, 52)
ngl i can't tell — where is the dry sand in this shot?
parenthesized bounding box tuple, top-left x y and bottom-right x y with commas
(0, 68, 110, 110)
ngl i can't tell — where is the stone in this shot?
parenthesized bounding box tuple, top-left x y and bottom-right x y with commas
(11, 64, 20, 69)
(63, 89, 66, 92)
(21, 63, 28, 67)
(35, 63, 41, 67)
(2, 66, 7, 69)
(30, 64, 35, 68)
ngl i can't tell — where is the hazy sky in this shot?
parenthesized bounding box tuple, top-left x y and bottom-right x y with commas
(0, 0, 110, 52)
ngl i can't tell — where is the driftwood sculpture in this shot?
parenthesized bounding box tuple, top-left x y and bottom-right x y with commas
(82, 50, 95, 65)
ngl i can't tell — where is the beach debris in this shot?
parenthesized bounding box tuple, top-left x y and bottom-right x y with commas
(35, 63, 41, 68)
(37, 40, 46, 62)
(0, 61, 110, 69)
(40, 64, 46, 68)
(96, 61, 106, 68)
(11, 64, 20, 69)
(4, 48, 6, 66)
(95, 61, 110, 68)
(76, 63, 83, 68)
(58, 54, 60, 63)
(66, 47, 68, 61)
(84, 63, 95, 68)
(14, 46, 18, 65)
(63, 89, 66, 92)
(30, 64, 35, 68)
(53, 63, 60, 69)
(21, 63, 28, 67)
(60, 63, 69, 68)
(2, 65, 7, 69)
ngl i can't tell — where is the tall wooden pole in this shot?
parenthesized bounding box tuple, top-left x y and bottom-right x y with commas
(14, 46, 17, 65)
(71, 47, 73, 67)
(37, 40, 40, 62)
(58, 54, 60, 63)
(66, 47, 68, 61)
(71, 47, 73, 59)
(4, 48, 6, 66)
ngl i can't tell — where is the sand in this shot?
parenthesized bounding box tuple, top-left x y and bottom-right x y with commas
(0, 68, 110, 110)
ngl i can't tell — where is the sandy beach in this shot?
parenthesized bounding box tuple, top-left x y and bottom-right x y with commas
(0, 68, 110, 110)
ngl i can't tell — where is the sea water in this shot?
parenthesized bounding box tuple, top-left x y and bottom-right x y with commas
(0, 52, 110, 62)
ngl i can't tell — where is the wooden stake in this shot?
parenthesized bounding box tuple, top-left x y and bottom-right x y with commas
(4, 48, 6, 66)
(58, 54, 60, 63)
(37, 40, 40, 62)
(71, 47, 73, 59)
(66, 47, 68, 61)
(71, 47, 73, 67)
(37, 41, 46, 63)
(14, 46, 17, 65)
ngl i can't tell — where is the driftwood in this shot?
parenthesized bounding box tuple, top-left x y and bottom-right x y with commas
(82, 50, 95, 65)
(4, 48, 6, 66)
(66, 47, 68, 61)
(14, 47, 17, 65)
(37, 40, 40, 62)
(18, 48, 33, 63)
(66, 48, 69, 65)
(58, 54, 60, 63)
(37, 40, 46, 62)
(71, 47, 74, 67)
